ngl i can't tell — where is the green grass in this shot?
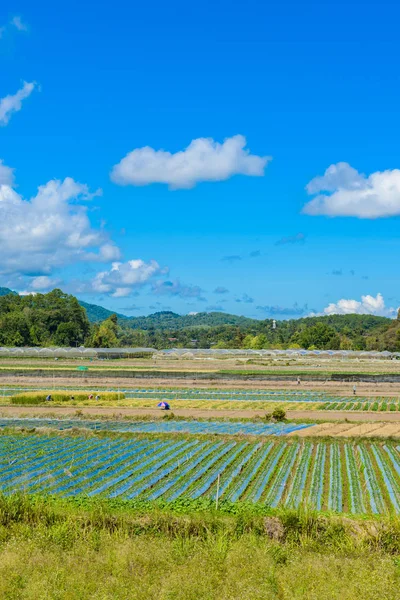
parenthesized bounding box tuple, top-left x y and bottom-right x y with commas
(10, 391, 125, 405)
(0, 494, 399, 599)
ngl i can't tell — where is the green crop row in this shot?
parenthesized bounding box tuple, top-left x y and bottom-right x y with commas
(10, 391, 126, 405)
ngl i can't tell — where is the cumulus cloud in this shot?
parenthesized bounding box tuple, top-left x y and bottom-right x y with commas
(0, 174, 120, 284)
(317, 293, 396, 317)
(275, 233, 306, 246)
(30, 276, 60, 291)
(92, 260, 164, 297)
(11, 16, 28, 31)
(151, 279, 204, 299)
(214, 286, 229, 294)
(303, 162, 400, 218)
(249, 250, 261, 258)
(205, 305, 226, 312)
(0, 81, 37, 126)
(111, 135, 270, 189)
(85, 242, 121, 262)
(0, 160, 14, 185)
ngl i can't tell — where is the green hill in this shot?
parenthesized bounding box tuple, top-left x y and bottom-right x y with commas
(0, 288, 394, 349)
(78, 300, 128, 323)
(0, 287, 17, 297)
(124, 310, 259, 330)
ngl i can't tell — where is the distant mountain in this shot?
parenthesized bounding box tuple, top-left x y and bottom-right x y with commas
(0, 287, 17, 297)
(78, 300, 128, 323)
(122, 311, 259, 331)
(78, 301, 392, 335)
(78, 303, 259, 329)
(0, 289, 395, 349)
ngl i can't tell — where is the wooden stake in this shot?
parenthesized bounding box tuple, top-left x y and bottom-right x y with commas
(216, 473, 220, 510)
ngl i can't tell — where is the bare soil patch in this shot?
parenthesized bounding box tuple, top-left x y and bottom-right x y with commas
(2, 374, 400, 396)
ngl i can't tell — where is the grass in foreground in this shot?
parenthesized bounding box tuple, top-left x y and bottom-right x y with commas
(0, 494, 400, 599)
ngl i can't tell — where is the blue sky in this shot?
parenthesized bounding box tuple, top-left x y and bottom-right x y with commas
(1, 0, 400, 319)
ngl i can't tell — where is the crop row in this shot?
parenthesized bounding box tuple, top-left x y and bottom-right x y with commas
(0, 418, 313, 437)
(125, 389, 394, 404)
(320, 401, 400, 412)
(1, 434, 400, 515)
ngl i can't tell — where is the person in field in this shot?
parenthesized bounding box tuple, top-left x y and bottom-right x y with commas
(353, 385, 357, 396)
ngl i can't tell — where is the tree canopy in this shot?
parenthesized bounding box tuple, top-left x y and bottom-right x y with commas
(0, 289, 90, 347)
(0, 288, 398, 351)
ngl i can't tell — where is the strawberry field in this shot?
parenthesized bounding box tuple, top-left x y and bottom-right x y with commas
(1, 432, 400, 515)
(0, 417, 312, 436)
(4, 386, 400, 410)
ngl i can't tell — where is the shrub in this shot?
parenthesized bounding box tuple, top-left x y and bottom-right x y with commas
(272, 407, 286, 422)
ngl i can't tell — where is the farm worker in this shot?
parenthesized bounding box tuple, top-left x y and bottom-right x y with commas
(95, 395, 100, 401)
(46, 394, 52, 401)
(88, 394, 93, 400)
(297, 377, 301, 385)
(353, 385, 357, 396)
(70, 396, 75, 400)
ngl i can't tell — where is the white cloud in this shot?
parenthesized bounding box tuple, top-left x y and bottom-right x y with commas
(317, 293, 396, 317)
(30, 276, 60, 291)
(98, 243, 121, 261)
(92, 259, 165, 297)
(0, 16, 27, 39)
(0, 81, 37, 126)
(111, 134, 271, 189)
(0, 160, 14, 185)
(303, 162, 400, 218)
(11, 16, 28, 31)
(0, 175, 120, 282)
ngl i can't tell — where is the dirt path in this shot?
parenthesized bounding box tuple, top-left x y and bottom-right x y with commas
(2, 405, 400, 422)
(2, 375, 400, 396)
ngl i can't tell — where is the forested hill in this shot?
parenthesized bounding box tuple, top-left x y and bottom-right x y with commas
(0, 287, 17, 297)
(78, 300, 128, 324)
(121, 310, 259, 330)
(113, 311, 395, 351)
(0, 288, 398, 350)
(80, 303, 391, 334)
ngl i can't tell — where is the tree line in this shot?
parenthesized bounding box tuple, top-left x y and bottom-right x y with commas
(0, 289, 399, 351)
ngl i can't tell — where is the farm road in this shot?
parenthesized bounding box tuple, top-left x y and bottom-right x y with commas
(2, 405, 400, 423)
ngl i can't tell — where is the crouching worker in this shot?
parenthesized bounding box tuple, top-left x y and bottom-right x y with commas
(158, 401, 170, 410)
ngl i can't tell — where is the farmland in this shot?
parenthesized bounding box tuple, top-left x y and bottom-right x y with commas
(0, 417, 312, 436)
(2, 376, 400, 598)
(5, 385, 400, 413)
(1, 430, 400, 516)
